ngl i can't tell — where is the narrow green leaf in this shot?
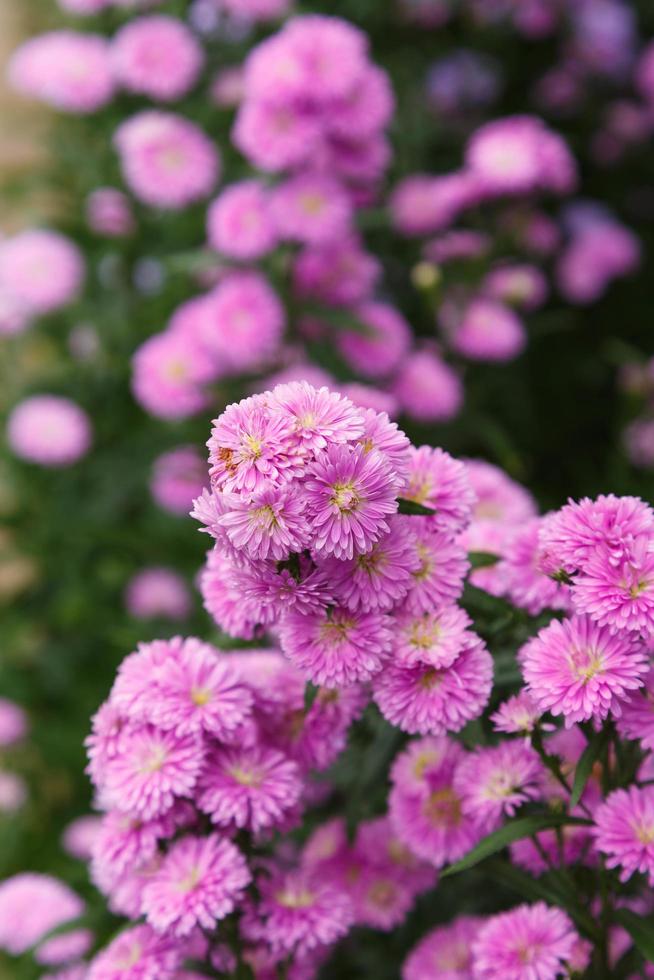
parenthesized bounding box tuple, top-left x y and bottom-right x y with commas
(441, 814, 591, 878)
(468, 551, 500, 569)
(615, 909, 654, 963)
(304, 682, 319, 711)
(570, 727, 611, 809)
(397, 497, 434, 516)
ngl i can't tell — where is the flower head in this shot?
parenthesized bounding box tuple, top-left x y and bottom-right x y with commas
(111, 15, 203, 102)
(404, 447, 475, 534)
(0, 229, 83, 315)
(593, 785, 654, 885)
(272, 381, 365, 455)
(86, 924, 181, 980)
(0, 874, 84, 955)
(9, 31, 114, 113)
(403, 915, 483, 980)
(454, 742, 543, 832)
(7, 395, 91, 467)
(471, 902, 578, 980)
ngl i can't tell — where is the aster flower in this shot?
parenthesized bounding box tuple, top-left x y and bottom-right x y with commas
(0, 874, 84, 956)
(7, 395, 91, 467)
(317, 516, 419, 612)
(86, 186, 134, 238)
(593, 785, 654, 885)
(269, 172, 353, 245)
(125, 567, 191, 621)
(465, 458, 537, 526)
(0, 697, 27, 746)
(111, 15, 203, 102)
(9, 31, 114, 114)
(199, 549, 268, 640)
(203, 271, 285, 373)
(390, 735, 461, 793)
(197, 743, 303, 833)
(131, 329, 213, 421)
(141, 834, 251, 937)
(351, 867, 414, 931)
(217, 485, 310, 561)
(207, 179, 277, 261)
(454, 742, 544, 832)
(373, 637, 493, 735)
(616, 667, 654, 748)
(305, 443, 399, 560)
(403, 915, 483, 980)
(510, 825, 594, 877)
(571, 544, 654, 637)
(522, 615, 649, 725)
(451, 297, 526, 362)
(491, 691, 544, 735)
(337, 301, 411, 380)
(405, 524, 469, 614)
(279, 604, 392, 687)
(392, 350, 464, 424)
(500, 518, 571, 615)
(404, 446, 475, 534)
(208, 395, 302, 495)
(471, 902, 578, 980)
(356, 408, 411, 488)
(150, 446, 207, 517)
(238, 560, 333, 622)
(394, 605, 473, 669)
(103, 724, 203, 820)
(0, 229, 83, 315)
(354, 816, 436, 895)
(86, 924, 182, 980)
(91, 808, 186, 886)
(293, 235, 381, 307)
(271, 381, 365, 455)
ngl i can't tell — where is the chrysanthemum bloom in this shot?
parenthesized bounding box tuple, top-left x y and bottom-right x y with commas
(279, 604, 392, 687)
(424, 230, 491, 265)
(8, 31, 114, 113)
(0, 772, 27, 813)
(293, 235, 380, 307)
(304, 444, 399, 560)
(483, 264, 548, 312)
(131, 329, 213, 420)
(624, 418, 654, 469)
(114, 111, 219, 210)
(141, 834, 250, 937)
(197, 743, 303, 832)
(207, 180, 277, 261)
(403, 915, 483, 980)
(390, 172, 482, 236)
(392, 349, 464, 423)
(316, 517, 419, 612)
(471, 902, 578, 980)
(356, 408, 411, 486)
(0, 288, 30, 336)
(500, 518, 571, 616)
(86, 924, 182, 980)
(491, 690, 543, 735)
(248, 867, 354, 958)
(393, 605, 472, 669)
(91, 807, 190, 890)
(233, 99, 322, 173)
(269, 173, 352, 245)
(572, 544, 654, 636)
(336, 302, 411, 380)
(404, 524, 469, 614)
(465, 115, 577, 196)
(350, 866, 415, 932)
(198, 549, 267, 640)
(62, 815, 102, 861)
(404, 446, 475, 534)
(454, 742, 543, 832)
(111, 16, 203, 101)
(593, 785, 654, 884)
(521, 614, 648, 725)
(35, 928, 93, 966)
(125, 567, 192, 620)
(0, 874, 84, 955)
(102, 724, 203, 819)
(7, 395, 91, 467)
(86, 187, 135, 238)
(150, 446, 207, 516)
(353, 816, 436, 896)
(616, 667, 654, 749)
(373, 638, 493, 735)
(0, 230, 83, 315)
(538, 494, 654, 576)
(0, 697, 27, 746)
(202, 271, 285, 373)
(271, 381, 366, 456)
(556, 220, 640, 305)
(451, 297, 526, 362)
(465, 458, 537, 527)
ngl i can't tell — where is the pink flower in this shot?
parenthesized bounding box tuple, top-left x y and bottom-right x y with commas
(222, 0, 290, 19)
(454, 742, 543, 832)
(197, 743, 303, 832)
(141, 834, 251, 937)
(0, 229, 83, 315)
(392, 350, 463, 423)
(465, 458, 537, 526)
(593, 785, 654, 885)
(499, 518, 571, 615)
(616, 667, 654, 749)
(0, 772, 26, 813)
(572, 545, 654, 636)
(483, 263, 548, 311)
(62, 815, 102, 861)
(0, 697, 27, 746)
(339, 383, 398, 418)
(202, 271, 285, 372)
(337, 302, 411, 379)
(125, 567, 192, 620)
(557, 219, 640, 305)
(131, 329, 213, 420)
(217, 485, 310, 561)
(404, 524, 469, 614)
(0, 874, 84, 955)
(86, 924, 181, 980)
(373, 637, 493, 735)
(150, 446, 207, 516)
(7, 395, 91, 467)
(233, 100, 322, 172)
(279, 604, 392, 687)
(198, 548, 268, 640)
(511, 825, 594, 877)
(36, 928, 93, 966)
(9, 31, 114, 113)
(491, 690, 543, 735)
(293, 236, 380, 306)
(394, 605, 472, 669)
(521, 615, 649, 725)
(272, 381, 365, 455)
(403, 915, 483, 980)
(390, 172, 482, 236)
(356, 408, 411, 485)
(86, 187, 135, 237)
(305, 443, 399, 560)
(471, 902, 578, 980)
(270, 172, 352, 245)
(404, 446, 475, 534)
(451, 297, 526, 362)
(207, 180, 277, 261)
(111, 15, 203, 102)
(115, 111, 219, 210)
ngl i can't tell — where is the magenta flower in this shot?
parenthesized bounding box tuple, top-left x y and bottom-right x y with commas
(198, 548, 270, 640)
(471, 902, 578, 980)
(279, 604, 392, 687)
(272, 381, 365, 455)
(217, 485, 310, 561)
(9, 31, 114, 114)
(593, 785, 654, 885)
(7, 395, 91, 467)
(86, 186, 134, 238)
(111, 15, 203, 102)
(293, 235, 380, 307)
(491, 690, 543, 735)
(454, 742, 544, 832)
(356, 408, 411, 486)
(616, 667, 654, 749)
(337, 301, 411, 380)
(521, 614, 649, 725)
(452, 297, 526, 362)
(405, 446, 475, 534)
(86, 924, 182, 980)
(207, 179, 277, 261)
(141, 834, 250, 937)
(0, 874, 84, 956)
(403, 915, 483, 980)
(394, 605, 473, 669)
(204, 271, 285, 373)
(500, 518, 571, 616)
(392, 349, 464, 424)
(125, 567, 191, 621)
(405, 524, 469, 614)
(0, 697, 28, 746)
(131, 329, 212, 421)
(0, 229, 83, 315)
(91, 808, 186, 886)
(571, 545, 654, 636)
(305, 444, 399, 560)
(511, 825, 594, 877)
(197, 743, 303, 833)
(270, 172, 353, 245)
(150, 446, 207, 517)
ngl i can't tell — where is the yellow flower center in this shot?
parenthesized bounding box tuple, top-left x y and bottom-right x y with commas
(276, 886, 315, 909)
(423, 787, 462, 827)
(330, 482, 360, 512)
(191, 687, 211, 706)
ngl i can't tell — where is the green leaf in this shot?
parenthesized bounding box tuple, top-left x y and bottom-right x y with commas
(441, 814, 591, 878)
(304, 682, 319, 711)
(570, 726, 611, 809)
(485, 859, 598, 937)
(468, 551, 500, 569)
(397, 497, 434, 516)
(615, 909, 654, 963)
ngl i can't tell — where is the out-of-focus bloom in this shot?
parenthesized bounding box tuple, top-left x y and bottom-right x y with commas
(124, 567, 192, 620)
(471, 902, 579, 979)
(427, 48, 501, 115)
(393, 349, 464, 423)
(557, 209, 640, 305)
(0, 230, 83, 315)
(115, 111, 219, 210)
(491, 691, 543, 735)
(86, 924, 181, 980)
(454, 741, 543, 832)
(593, 785, 654, 885)
(62, 815, 102, 861)
(404, 446, 475, 534)
(150, 446, 207, 516)
(0, 697, 27, 746)
(7, 395, 91, 467)
(572, 546, 654, 636)
(0, 771, 27, 812)
(221, 0, 291, 19)
(270, 173, 352, 245)
(111, 15, 203, 101)
(86, 188, 135, 237)
(635, 42, 654, 104)
(616, 668, 654, 749)
(131, 329, 214, 420)
(403, 915, 483, 980)
(8, 31, 114, 113)
(450, 297, 526, 362)
(624, 419, 654, 469)
(391, 172, 482, 236)
(294, 236, 380, 307)
(207, 180, 277, 261)
(483, 264, 548, 311)
(0, 874, 84, 955)
(337, 302, 411, 380)
(35, 929, 93, 966)
(202, 271, 285, 373)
